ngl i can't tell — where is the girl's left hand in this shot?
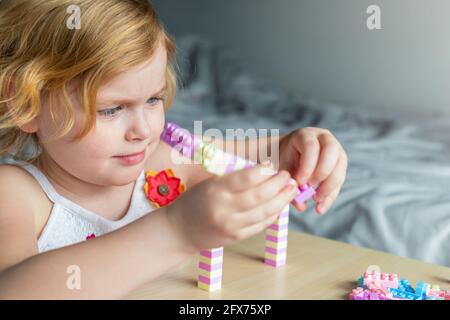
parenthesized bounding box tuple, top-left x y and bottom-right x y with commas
(277, 127, 348, 215)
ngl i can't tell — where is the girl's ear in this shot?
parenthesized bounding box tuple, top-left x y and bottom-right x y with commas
(19, 120, 39, 133)
(5, 79, 40, 133)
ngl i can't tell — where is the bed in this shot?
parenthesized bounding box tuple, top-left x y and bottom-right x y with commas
(166, 35, 450, 267)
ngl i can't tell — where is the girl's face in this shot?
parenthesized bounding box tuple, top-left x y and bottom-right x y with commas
(35, 42, 168, 186)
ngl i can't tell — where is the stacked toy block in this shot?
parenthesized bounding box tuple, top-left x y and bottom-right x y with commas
(264, 204, 289, 267)
(160, 122, 316, 291)
(197, 247, 224, 291)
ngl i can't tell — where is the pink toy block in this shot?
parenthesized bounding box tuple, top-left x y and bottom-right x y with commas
(198, 262, 223, 272)
(197, 247, 224, 291)
(363, 271, 399, 291)
(268, 223, 288, 231)
(350, 287, 395, 300)
(264, 205, 289, 268)
(293, 185, 316, 205)
(265, 246, 287, 255)
(200, 248, 224, 259)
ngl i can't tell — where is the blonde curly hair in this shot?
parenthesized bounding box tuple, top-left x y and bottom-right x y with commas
(0, 0, 178, 162)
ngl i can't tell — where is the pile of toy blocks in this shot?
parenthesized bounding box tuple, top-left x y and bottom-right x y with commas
(349, 269, 450, 300)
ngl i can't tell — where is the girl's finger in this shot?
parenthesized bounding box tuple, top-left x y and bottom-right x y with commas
(310, 134, 340, 186)
(292, 201, 307, 212)
(235, 169, 293, 212)
(313, 152, 347, 202)
(315, 187, 340, 215)
(294, 130, 320, 185)
(233, 204, 289, 241)
(236, 183, 297, 228)
(220, 161, 276, 193)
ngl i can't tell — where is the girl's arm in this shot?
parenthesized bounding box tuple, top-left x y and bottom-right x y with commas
(0, 207, 191, 299)
(0, 166, 193, 299)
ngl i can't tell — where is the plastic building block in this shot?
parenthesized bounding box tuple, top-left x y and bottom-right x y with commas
(264, 204, 289, 268)
(415, 281, 429, 300)
(349, 287, 395, 300)
(398, 279, 414, 293)
(388, 288, 421, 300)
(197, 248, 224, 291)
(357, 276, 364, 288)
(349, 287, 365, 300)
(425, 284, 447, 300)
(363, 271, 399, 291)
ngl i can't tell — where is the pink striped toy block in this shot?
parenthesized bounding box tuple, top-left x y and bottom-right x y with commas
(161, 122, 316, 290)
(197, 247, 224, 291)
(264, 205, 289, 268)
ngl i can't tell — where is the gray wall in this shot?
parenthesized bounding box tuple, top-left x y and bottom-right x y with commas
(153, 0, 450, 113)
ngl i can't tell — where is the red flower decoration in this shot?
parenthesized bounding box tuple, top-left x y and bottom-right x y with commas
(86, 233, 96, 240)
(144, 169, 186, 208)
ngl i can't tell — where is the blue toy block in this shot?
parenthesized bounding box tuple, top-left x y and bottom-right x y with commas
(398, 279, 414, 293)
(415, 282, 429, 300)
(357, 276, 364, 288)
(388, 288, 421, 300)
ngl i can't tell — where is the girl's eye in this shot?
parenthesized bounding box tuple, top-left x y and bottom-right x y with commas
(97, 105, 123, 118)
(97, 96, 164, 118)
(147, 97, 164, 106)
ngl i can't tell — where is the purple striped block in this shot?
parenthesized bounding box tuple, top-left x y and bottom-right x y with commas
(268, 223, 288, 231)
(198, 262, 223, 272)
(198, 275, 222, 285)
(264, 258, 286, 268)
(265, 234, 288, 243)
(200, 248, 224, 259)
(279, 209, 290, 219)
(265, 246, 287, 255)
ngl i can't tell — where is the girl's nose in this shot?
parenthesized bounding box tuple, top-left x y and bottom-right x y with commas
(125, 109, 151, 141)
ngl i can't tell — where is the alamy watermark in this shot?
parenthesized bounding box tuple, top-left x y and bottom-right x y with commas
(66, 264, 81, 290)
(169, 121, 280, 175)
(367, 5, 381, 30)
(66, 5, 81, 30)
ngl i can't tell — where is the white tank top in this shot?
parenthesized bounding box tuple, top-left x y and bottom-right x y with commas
(0, 157, 157, 253)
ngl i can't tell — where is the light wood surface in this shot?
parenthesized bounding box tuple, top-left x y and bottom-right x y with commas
(125, 231, 450, 299)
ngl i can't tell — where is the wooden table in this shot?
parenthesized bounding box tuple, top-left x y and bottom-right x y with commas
(125, 231, 450, 299)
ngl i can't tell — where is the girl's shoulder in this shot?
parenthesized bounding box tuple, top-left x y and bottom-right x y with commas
(0, 163, 52, 271)
(0, 163, 42, 201)
(0, 164, 52, 239)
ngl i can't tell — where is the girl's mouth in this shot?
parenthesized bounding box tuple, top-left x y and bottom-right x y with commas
(113, 150, 145, 165)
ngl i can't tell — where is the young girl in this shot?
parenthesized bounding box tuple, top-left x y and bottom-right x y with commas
(0, 0, 347, 299)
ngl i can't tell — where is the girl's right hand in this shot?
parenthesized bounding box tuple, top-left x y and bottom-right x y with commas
(166, 162, 298, 253)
